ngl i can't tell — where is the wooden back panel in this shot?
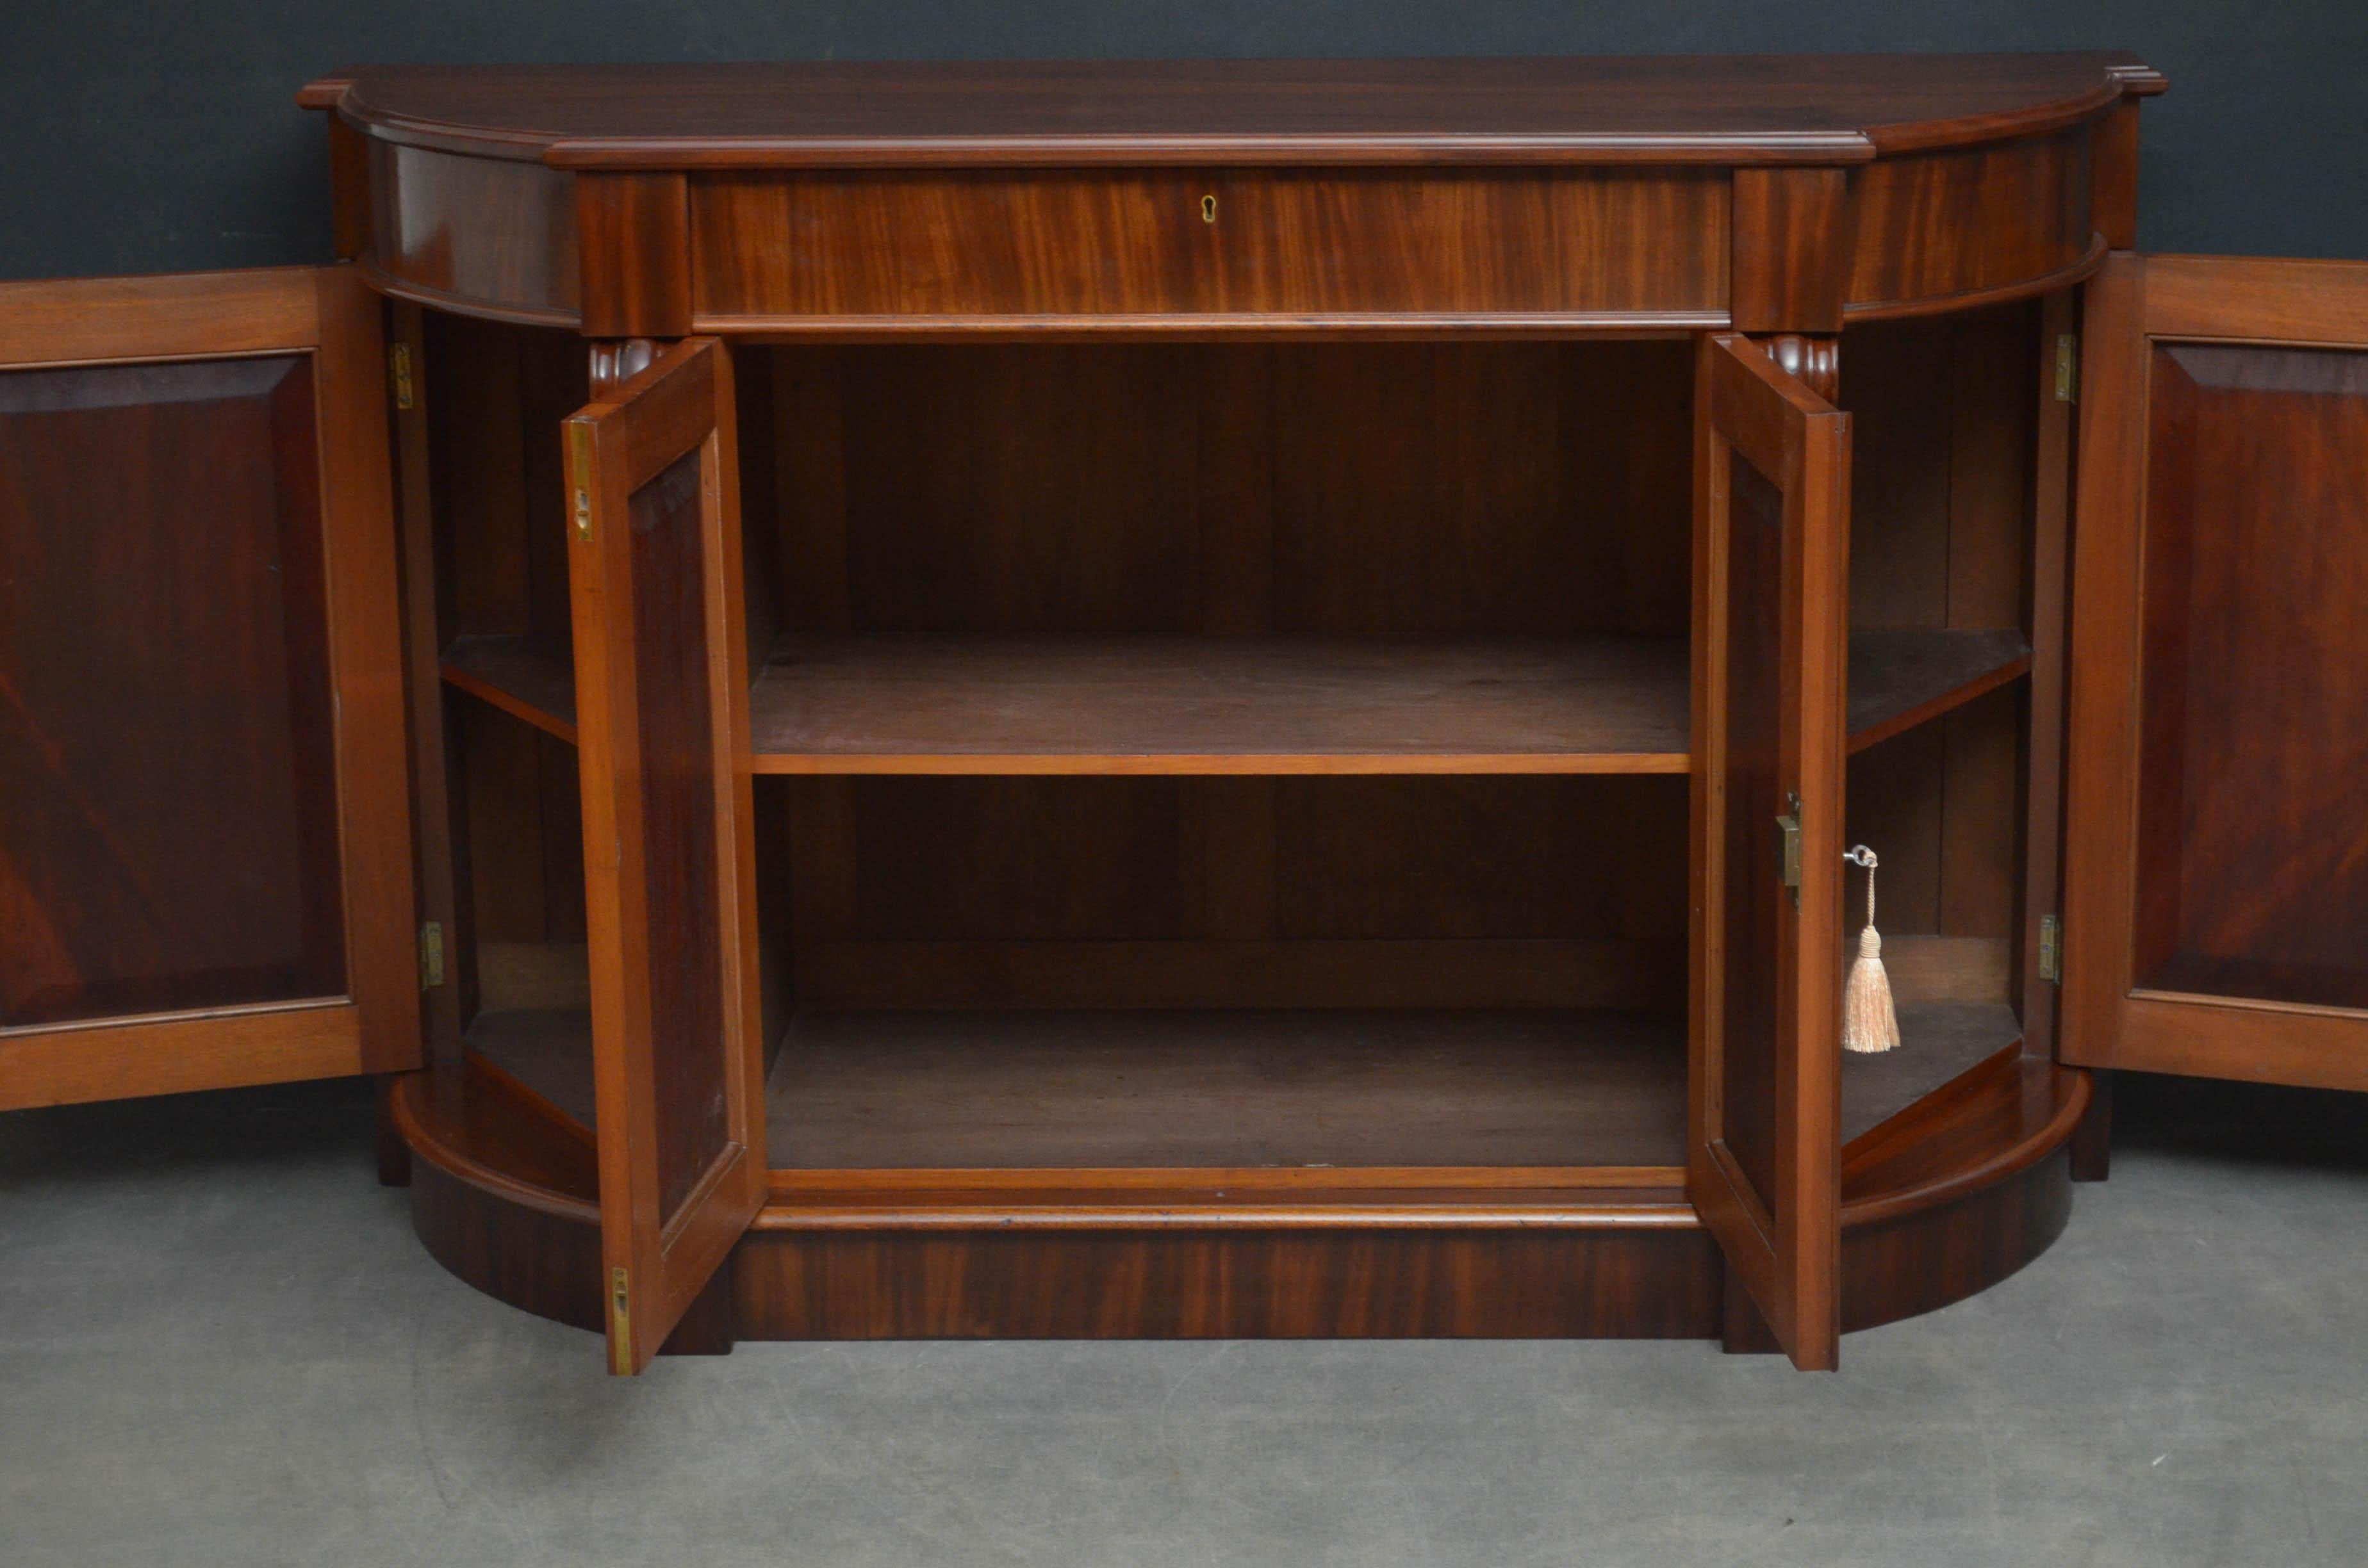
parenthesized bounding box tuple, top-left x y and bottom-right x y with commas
(761, 338, 1697, 1011)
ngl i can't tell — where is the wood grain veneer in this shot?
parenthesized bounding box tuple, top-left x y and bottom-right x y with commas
(362, 141, 579, 325)
(332, 60, 2179, 1366)
(691, 168, 1727, 326)
(0, 353, 344, 1029)
(390, 1049, 2088, 1340)
(1843, 127, 2098, 320)
(309, 58, 2161, 329)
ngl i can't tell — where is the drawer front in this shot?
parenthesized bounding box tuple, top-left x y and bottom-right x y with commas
(691, 169, 1730, 325)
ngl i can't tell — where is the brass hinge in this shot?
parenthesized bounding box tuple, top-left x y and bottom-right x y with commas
(2054, 334, 2078, 403)
(2039, 914, 2064, 984)
(568, 421, 595, 541)
(418, 920, 445, 990)
(1775, 792, 1804, 908)
(609, 1266, 633, 1375)
(389, 343, 415, 411)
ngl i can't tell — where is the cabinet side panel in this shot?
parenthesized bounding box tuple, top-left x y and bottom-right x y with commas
(0, 356, 346, 1027)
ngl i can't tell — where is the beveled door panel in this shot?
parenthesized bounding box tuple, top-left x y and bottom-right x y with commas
(0, 269, 417, 1109)
(2064, 255, 2368, 1089)
(566, 338, 766, 1373)
(1689, 334, 1851, 1371)
(1, 355, 343, 1028)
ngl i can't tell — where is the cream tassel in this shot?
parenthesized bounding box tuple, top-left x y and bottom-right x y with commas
(1841, 845, 1901, 1054)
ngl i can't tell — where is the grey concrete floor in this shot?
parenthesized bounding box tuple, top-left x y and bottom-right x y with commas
(2, 1075, 2364, 1568)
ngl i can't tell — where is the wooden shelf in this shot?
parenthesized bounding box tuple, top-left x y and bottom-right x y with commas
(465, 1008, 598, 1129)
(1846, 628, 2030, 754)
(440, 634, 577, 744)
(442, 627, 2027, 772)
(750, 637, 1690, 775)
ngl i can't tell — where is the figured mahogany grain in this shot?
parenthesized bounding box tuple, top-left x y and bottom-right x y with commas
(0, 355, 343, 1028)
(393, 1053, 2087, 1342)
(734, 1225, 1720, 1339)
(691, 168, 1727, 323)
(2128, 343, 2368, 1011)
(1843, 128, 2096, 319)
(579, 172, 692, 338)
(1730, 166, 1854, 333)
(363, 140, 579, 325)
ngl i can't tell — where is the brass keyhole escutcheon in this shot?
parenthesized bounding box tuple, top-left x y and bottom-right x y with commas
(1201, 193, 1217, 224)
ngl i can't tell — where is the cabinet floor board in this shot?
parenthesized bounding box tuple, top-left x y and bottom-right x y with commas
(1841, 1000, 2023, 1146)
(465, 1006, 1690, 1170)
(466, 1000, 2020, 1168)
(766, 1008, 1687, 1168)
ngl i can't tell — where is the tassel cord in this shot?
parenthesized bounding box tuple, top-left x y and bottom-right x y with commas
(1841, 845, 1902, 1054)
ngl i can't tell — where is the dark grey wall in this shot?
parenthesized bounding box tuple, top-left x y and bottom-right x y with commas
(4, 3, 2364, 281)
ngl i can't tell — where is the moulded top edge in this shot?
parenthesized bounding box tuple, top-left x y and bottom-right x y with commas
(296, 54, 2162, 170)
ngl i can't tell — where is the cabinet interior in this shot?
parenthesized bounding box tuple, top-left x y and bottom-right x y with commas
(425, 305, 2046, 1177)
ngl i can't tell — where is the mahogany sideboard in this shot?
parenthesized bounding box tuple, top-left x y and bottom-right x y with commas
(5, 56, 2365, 1373)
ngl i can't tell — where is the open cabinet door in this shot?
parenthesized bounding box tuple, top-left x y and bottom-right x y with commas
(0, 268, 417, 1108)
(566, 339, 767, 1373)
(2062, 256, 2368, 1091)
(1690, 335, 1851, 1370)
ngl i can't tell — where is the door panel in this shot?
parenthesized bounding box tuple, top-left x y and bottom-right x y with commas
(1, 355, 343, 1027)
(566, 339, 766, 1373)
(2064, 255, 2368, 1088)
(0, 268, 417, 1108)
(1690, 334, 1850, 1371)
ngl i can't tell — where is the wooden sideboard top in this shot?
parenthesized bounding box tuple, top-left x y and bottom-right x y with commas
(299, 54, 2163, 170)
